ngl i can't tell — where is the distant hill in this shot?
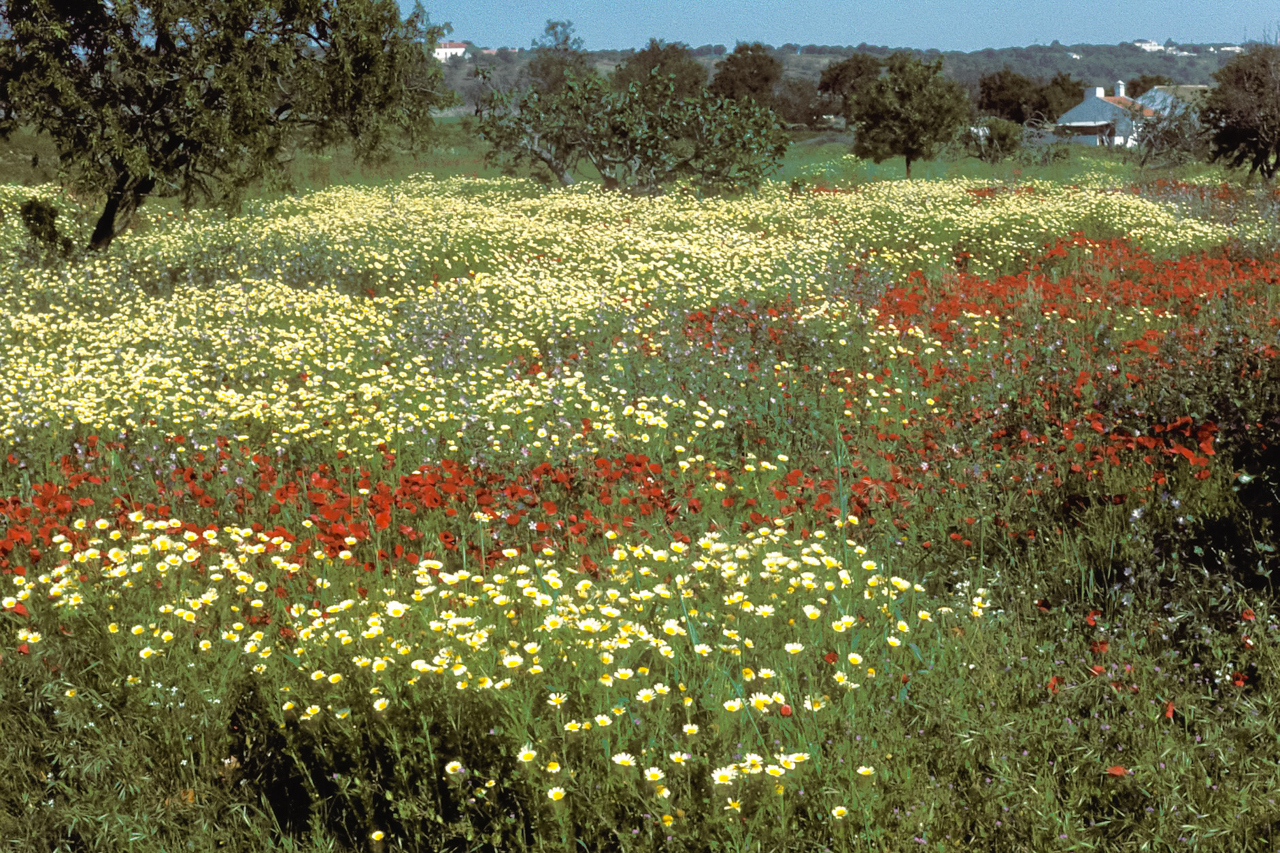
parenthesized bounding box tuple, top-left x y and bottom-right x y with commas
(445, 39, 1244, 108)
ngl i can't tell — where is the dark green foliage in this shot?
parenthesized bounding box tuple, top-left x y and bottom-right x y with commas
(1126, 73, 1174, 99)
(0, 0, 456, 251)
(1130, 99, 1209, 169)
(945, 42, 1220, 101)
(774, 77, 830, 128)
(708, 42, 782, 109)
(1202, 43, 1280, 181)
(611, 39, 707, 101)
(19, 197, 73, 257)
(965, 117, 1024, 163)
(1039, 71, 1087, 122)
(478, 70, 788, 194)
(525, 20, 589, 96)
(976, 68, 1083, 125)
(817, 53, 881, 124)
(850, 52, 970, 178)
(977, 66, 1047, 124)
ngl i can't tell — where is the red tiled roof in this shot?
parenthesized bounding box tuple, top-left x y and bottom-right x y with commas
(1103, 96, 1155, 117)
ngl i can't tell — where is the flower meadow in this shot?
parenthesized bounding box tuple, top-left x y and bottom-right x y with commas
(2, 170, 1280, 852)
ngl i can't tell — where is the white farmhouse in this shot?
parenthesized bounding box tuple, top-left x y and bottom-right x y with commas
(434, 41, 469, 62)
(1053, 81, 1153, 147)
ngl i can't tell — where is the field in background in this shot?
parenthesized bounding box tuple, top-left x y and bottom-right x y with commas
(2, 143, 1279, 852)
(2, 118, 1252, 205)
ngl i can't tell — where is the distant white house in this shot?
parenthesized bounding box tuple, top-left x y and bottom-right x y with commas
(1131, 39, 1196, 56)
(434, 41, 469, 62)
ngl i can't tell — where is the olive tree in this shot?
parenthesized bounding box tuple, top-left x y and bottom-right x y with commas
(1201, 43, 1280, 181)
(818, 53, 881, 125)
(478, 69, 787, 195)
(849, 53, 969, 179)
(0, 0, 456, 251)
(612, 39, 706, 101)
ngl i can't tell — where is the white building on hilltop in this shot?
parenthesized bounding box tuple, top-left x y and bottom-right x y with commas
(434, 41, 469, 62)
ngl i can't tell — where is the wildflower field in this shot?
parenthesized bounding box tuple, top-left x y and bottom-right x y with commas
(2, 162, 1280, 852)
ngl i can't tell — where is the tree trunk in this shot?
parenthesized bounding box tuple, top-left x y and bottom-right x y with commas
(904, 157, 913, 179)
(547, 162, 575, 186)
(527, 143, 575, 187)
(89, 172, 156, 252)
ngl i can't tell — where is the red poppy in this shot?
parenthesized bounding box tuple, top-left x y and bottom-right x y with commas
(1164, 700, 1175, 719)
(823, 651, 838, 665)
(1242, 635, 1254, 650)
(1106, 765, 1129, 777)
(1047, 675, 1062, 695)
(1241, 608, 1256, 622)
(1090, 640, 1109, 656)
(779, 704, 792, 717)
(1086, 610, 1101, 627)
(1090, 665, 1106, 676)
(1035, 599, 1051, 613)
(1232, 671, 1248, 688)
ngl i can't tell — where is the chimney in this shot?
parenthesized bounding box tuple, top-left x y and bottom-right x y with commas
(1090, 86, 1105, 98)
(1116, 80, 1126, 98)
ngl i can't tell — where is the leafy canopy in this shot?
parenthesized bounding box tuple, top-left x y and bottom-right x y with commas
(1201, 43, 1280, 182)
(850, 52, 970, 179)
(977, 66, 1042, 125)
(1126, 73, 1174, 100)
(478, 68, 787, 195)
(0, 0, 455, 251)
(708, 42, 781, 108)
(1038, 72, 1086, 123)
(774, 77, 830, 128)
(818, 53, 881, 124)
(977, 66, 1084, 125)
(525, 19, 589, 96)
(611, 39, 707, 101)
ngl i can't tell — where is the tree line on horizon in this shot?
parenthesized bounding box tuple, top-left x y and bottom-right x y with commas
(448, 37, 1237, 109)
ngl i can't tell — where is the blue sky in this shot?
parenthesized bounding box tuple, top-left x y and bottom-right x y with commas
(407, 0, 1275, 52)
